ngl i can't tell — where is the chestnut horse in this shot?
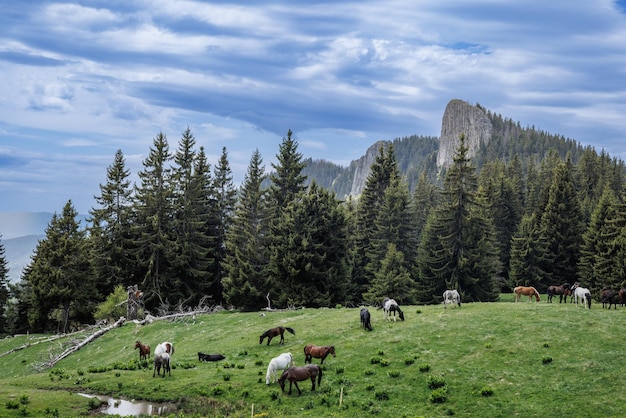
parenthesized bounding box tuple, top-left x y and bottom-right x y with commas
(514, 286, 540, 302)
(278, 364, 322, 395)
(546, 283, 571, 303)
(134, 340, 150, 361)
(259, 326, 295, 345)
(304, 344, 336, 364)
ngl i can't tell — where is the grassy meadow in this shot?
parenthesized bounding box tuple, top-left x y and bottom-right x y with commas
(1, 296, 625, 417)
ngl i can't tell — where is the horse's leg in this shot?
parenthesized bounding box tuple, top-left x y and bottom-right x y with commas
(310, 375, 316, 391)
(267, 336, 272, 346)
(280, 332, 284, 345)
(294, 380, 302, 395)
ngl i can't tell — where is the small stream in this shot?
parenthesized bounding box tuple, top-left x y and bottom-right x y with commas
(79, 393, 177, 416)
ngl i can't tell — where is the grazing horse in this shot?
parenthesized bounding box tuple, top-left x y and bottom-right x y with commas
(198, 352, 225, 362)
(381, 298, 405, 321)
(619, 288, 626, 307)
(155, 341, 174, 357)
(546, 283, 571, 303)
(278, 364, 322, 395)
(442, 289, 461, 308)
(360, 308, 372, 331)
(259, 326, 295, 345)
(304, 344, 336, 364)
(572, 284, 591, 309)
(153, 352, 171, 377)
(266, 352, 294, 384)
(134, 340, 150, 361)
(600, 288, 619, 309)
(514, 286, 540, 302)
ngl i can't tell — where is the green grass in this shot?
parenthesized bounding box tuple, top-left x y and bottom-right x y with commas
(0, 299, 625, 417)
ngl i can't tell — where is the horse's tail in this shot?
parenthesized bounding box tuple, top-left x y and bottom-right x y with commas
(286, 327, 295, 335)
(317, 366, 323, 386)
(585, 293, 592, 309)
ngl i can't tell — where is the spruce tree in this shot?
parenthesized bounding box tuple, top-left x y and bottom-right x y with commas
(416, 135, 500, 303)
(89, 149, 134, 297)
(509, 213, 552, 288)
(363, 243, 416, 304)
(24, 201, 95, 332)
(222, 149, 270, 310)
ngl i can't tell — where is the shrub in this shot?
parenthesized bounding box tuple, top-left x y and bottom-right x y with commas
(94, 285, 129, 323)
(370, 356, 382, 364)
(388, 371, 400, 378)
(418, 363, 431, 372)
(379, 359, 390, 367)
(427, 375, 447, 389)
(480, 386, 494, 397)
(375, 390, 390, 401)
(542, 357, 553, 364)
(430, 386, 448, 403)
(364, 368, 375, 376)
(405, 358, 415, 365)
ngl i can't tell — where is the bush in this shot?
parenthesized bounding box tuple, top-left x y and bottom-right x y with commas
(542, 357, 553, 364)
(430, 386, 448, 403)
(94, 285, 129, 323)
(418, 363, 431, 372)
(427, 375, 447, 389)
(480, 386, 494, 397)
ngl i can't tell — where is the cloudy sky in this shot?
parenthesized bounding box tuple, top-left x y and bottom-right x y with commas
(1, 1, 626, 215)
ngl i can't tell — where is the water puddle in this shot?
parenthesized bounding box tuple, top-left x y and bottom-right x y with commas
(79, 393, 176, 416)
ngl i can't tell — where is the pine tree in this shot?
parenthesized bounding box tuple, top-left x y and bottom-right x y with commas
(222, 149, 270, 310)
(89, 149, 134, 298)
(132, 132, 176, 309)
(363, 243, 416, 304)
(170, 129, 214, 306)
(0, 235, 9, 334)
(509, 213, 552, 288)
(23, 201, 95, 332)
(211, 147, 237, 303)
(538, 160, 584, 286)
(416, 135, 500, 303)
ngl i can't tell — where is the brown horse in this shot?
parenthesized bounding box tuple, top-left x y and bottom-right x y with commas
(278, 364, 323, 395)
(304, 344, 336, 364)
(546, 284, 571, 303)
(259, 326, 295, 345)
(600, 288, 619, 309)
(134, 340, 150, 361)
(514, 286, 540, 302)
(619, 288, 626, 307)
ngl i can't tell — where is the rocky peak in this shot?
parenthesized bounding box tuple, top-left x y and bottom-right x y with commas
(437, 99, 492, 168)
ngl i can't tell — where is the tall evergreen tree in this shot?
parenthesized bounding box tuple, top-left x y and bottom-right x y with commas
(509, 213, 552, 288)
(352, 144, 399, 301)
(412, 170, 439, 241)
(416, 135, 500, 303)
(89, 149, 134, 297)
(132, 132, 175, 309)
(0, 236, 9, 334)
(538, 160, 584, 286)
(211, 147, 237, 303)
(363, 243, 416, 304)
(272, 183, 349, 307)
(222, 149, 270, 310)
(23, 201, 95, 332)
(170, 129, 213, 306)
(266, 130, 308, 305)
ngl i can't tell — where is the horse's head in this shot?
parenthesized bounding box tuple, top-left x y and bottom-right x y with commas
(134, 340, 141, 349)
(277, 370, 288, 392)
(397, 307, 405, 321)
(328, 346, 336, 357)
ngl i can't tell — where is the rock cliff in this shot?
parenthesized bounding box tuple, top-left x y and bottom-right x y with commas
(437, 99, 492, 168)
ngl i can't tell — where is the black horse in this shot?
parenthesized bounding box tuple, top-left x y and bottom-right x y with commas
(360, 308, 372, 331)
(546, 283, 571, 303)
(198, 352, 225, 362)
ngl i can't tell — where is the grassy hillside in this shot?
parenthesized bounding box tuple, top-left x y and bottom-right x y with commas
(0, 298, 624, 417)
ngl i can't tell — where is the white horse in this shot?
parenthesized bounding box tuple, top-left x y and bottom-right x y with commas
(443, 289, 461, 308)
(155, 341, 174, 357)
(572, 285, 591, 309)
(382, 298, 405, 321)
(266, 352, 294, 384)
(153, 352, 171, 377)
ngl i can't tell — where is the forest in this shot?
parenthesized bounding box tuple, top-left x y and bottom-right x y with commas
(0, 114, 625, 335)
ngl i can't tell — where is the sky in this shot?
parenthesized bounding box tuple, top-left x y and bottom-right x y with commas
(1, 0, 626, 215)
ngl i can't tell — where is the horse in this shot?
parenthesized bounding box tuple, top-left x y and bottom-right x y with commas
(265, 352, 294, 384)
(304, 344, 336, 364)
(134, 340, 150, 361)
(620, 288, 626, 307)
(546, 283, 572, 303)
(198, 352, 225, 362)
(572, 284, 591, 309)
(155, 341, 174, 357)
(278, 364, 322, 395)
(259, 326, 295, 345)
(442, 290, 461, 308)
(153, 352, 171, 377)
(514, 286, 540, 302)
(600, 288, 619, 309)
(381, 297, 405, 321)
(360, 308, 372, 331)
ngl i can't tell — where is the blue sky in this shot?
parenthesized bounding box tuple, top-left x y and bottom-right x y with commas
(1, 1, 626, 215)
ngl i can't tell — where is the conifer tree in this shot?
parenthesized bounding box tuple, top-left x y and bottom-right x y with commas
(538, 160, 584, 286)
(222, 149, 270, 310)
(89, 149, 134, 297)
(0, 236, 9, 334)
(363, 243, 416, 304)
(24, 201, 95, 332)
(170, 129, 214, 306)
(132, 132, 175, 309)
(416, 135, 500, 302)
(509, 213, 552, 288)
